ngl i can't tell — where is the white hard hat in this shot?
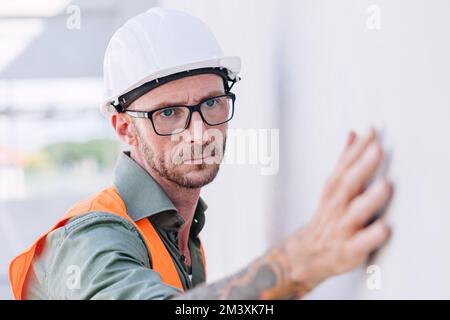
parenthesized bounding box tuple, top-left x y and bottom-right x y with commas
(101, 7, 241, 115)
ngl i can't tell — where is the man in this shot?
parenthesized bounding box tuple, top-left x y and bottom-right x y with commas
(9, 7, 391, 299)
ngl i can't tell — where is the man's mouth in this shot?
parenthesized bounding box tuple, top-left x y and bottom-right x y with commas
(183, 147, 218, 164)
(172, 141, 223, 166)
(183, 154, 216, 165)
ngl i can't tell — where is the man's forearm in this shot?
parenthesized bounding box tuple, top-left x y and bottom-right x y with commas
(172, 245, 311, 300)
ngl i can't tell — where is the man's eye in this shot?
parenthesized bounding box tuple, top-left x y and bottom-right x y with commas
(160, 108, 175, 117)
(205, 99, 217, 108)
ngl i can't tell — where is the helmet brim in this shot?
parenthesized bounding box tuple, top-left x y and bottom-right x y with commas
(100, 56, 241, 116)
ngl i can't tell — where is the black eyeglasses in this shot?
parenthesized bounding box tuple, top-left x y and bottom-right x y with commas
(125, 93, 236, 136)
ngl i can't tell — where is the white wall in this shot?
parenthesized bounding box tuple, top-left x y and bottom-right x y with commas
(162, 0, 450, 298)
(277, 0, 450, 299)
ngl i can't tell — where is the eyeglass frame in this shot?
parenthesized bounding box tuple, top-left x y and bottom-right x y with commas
(124, 92, 236, 136)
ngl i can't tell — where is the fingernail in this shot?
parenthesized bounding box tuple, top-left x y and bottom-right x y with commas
(346, 131, 356, 146)
(363, 126, 376, 139)
(378, 178, 392, 193)
(367, 143, 380, 159)
(379, 223, 390, 237)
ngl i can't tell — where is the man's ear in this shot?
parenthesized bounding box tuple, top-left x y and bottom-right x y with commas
(111, 113, 139, 147)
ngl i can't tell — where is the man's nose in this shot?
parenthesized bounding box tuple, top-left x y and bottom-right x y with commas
(185, 111, 206, 143)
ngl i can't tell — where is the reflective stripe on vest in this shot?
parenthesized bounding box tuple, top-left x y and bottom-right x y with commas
(9, 186, 207, 299)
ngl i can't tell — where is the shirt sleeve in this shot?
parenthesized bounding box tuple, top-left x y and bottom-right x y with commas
(25, 211, 183, 300)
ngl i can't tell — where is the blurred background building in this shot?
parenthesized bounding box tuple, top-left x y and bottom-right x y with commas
(1, 0, 449, 299)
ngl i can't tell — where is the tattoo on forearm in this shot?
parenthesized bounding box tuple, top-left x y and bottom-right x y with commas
(172, 246, 311, 300)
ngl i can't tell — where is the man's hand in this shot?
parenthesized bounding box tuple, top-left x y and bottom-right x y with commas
(175, 127, 392, 300)
(281, 127, 392, 296)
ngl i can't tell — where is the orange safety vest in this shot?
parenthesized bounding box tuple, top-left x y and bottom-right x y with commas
(9, 186, 207, 300)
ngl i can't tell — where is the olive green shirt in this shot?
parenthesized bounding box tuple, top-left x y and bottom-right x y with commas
(25, 151, 207, 299)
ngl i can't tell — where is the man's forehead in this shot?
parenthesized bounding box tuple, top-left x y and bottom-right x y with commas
(134, 74, 225, 107)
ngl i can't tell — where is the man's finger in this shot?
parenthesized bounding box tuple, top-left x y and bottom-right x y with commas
(326, 128, 377, 194)
(336, 127, 376, 174)
(345, 130, 357, 149)
(336, 131, 357, 163)
(337, 142, 384, 202)
(347, 220, 390, 257)
(342, 178, 392, 230)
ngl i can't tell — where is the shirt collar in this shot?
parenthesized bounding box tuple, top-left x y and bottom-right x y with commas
(113, 151, 207, 236)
